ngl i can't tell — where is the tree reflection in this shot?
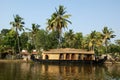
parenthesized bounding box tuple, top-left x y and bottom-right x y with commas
(0, 63, 120, 80)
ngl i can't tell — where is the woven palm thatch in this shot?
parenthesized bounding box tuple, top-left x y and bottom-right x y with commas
(43, 48, 94, 54)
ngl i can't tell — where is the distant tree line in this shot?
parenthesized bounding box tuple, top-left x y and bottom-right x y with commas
(0, 5, 120, 59)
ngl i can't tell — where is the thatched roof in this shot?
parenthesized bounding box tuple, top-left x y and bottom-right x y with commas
(43, 48, 94, 54)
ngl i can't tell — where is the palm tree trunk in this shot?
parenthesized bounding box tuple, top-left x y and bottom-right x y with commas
(58, 31, 62, 48)
(103, 39, 108, 54)
(33, 35, 36, 49)
(17, 36, 20, 53)
(16, 29, 20, 53)
(34, 36, 37, 50)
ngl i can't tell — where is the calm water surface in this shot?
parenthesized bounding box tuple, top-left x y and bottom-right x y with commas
(0, 62, 120, 80)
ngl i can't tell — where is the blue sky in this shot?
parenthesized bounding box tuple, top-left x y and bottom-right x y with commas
(0, 0, 120, 42)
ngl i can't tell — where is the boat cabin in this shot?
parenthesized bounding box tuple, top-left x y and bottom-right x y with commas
(42, 48, 95, 61)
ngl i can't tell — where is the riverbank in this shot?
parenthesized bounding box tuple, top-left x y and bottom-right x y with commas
(105, 61, 120, 64)
(0, 59, 32, 63)
(0, 59, 120, 64)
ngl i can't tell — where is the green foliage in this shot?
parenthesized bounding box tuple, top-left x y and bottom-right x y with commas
(63, 29, 75, 48)
(46, 31, 59, 49)
(20, 32, 29, 50)
(46, 5, 71, 48)
(115, 39, 120, 46)
(0, 7, 118, 57)
(108, 44, 120, 55)
(10, 14, 25, 53)
(26, 23, 40, 49)
(0, 26, 118, 56)
(102, 27, 116, 53)
(35, 29, 48, 50)
(0, 29, 15, 57)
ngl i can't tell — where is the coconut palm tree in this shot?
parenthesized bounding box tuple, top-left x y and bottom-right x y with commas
(63, 29, 75, 48)
(10, 15, 25, 53)
(47, 5, 71, 48)
(87, 31, 103, 51)
(87, 31, 97, 50)
(115, 39, 120, 46)
(102, 27, 116, 53)
(26, 23, 40, 49)
(31, 24, 40, 49)
(74, 32, 83, 49)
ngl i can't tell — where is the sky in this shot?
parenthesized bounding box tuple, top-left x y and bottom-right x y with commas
(0, 0, 120, 42)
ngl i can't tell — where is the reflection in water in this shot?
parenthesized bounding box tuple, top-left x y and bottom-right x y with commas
(0, 62, 120, 80)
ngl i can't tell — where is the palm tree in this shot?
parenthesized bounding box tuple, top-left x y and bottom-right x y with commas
(74, 32, 83, 49)
(26, 23, 40, 49)
(31, 24, 40, 49)
(87, 31, 97, 50)
(102, 27, 116, 53)
(87, 31, 103, 52)
(115, 39, 120, 46)
(10, 14, 25, 53)
(47, 5, 71, 48)
(64, 29, 75, 48)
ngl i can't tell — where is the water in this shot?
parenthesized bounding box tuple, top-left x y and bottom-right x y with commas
(0, 62, 120, 80)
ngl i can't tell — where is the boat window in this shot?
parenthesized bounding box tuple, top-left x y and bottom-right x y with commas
(59, 54, 64, 60)
(78, 54, 81, 60)
(84, 54, 92, 60)
(66, 54, 70, 60)
(71, 54, 75, 60)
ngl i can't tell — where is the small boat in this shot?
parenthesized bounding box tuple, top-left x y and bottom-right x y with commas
(31, 48, 107, 64)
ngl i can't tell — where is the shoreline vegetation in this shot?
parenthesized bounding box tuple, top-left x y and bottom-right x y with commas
(0, 5, 120, 62)
(0, 59, 32, 63)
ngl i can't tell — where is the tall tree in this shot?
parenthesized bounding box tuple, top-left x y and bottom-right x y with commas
(1, 29, 10, 36)
(102, 27, 115, 53)
(47, 5, 71, 48)
(85, 31, 103, 55)
(115, 39, 120, 46)
(31, 24, 40, 49)
(26, 23, 40, 49)
(10, 14, 25, 53)
(0, 29, 16, 55)
(88, 31, 97, 50)
(20, 32, 29, 50)
(63, 29, 75, 48)
(74, 32, 83, 49)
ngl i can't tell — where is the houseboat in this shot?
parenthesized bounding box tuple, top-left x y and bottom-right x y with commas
(31, 48, 107, 64)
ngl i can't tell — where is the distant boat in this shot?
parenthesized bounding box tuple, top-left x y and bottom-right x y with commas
(31, 48, 107, 64)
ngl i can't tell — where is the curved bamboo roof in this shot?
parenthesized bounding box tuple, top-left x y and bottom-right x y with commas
(43, 48, 94, 54)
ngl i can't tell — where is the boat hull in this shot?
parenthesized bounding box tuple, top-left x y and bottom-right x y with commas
(32, 59, 106, 64)
(31, 55, 107, 64)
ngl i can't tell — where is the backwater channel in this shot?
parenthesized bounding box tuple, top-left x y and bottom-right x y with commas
(0, 62, 120, 80)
